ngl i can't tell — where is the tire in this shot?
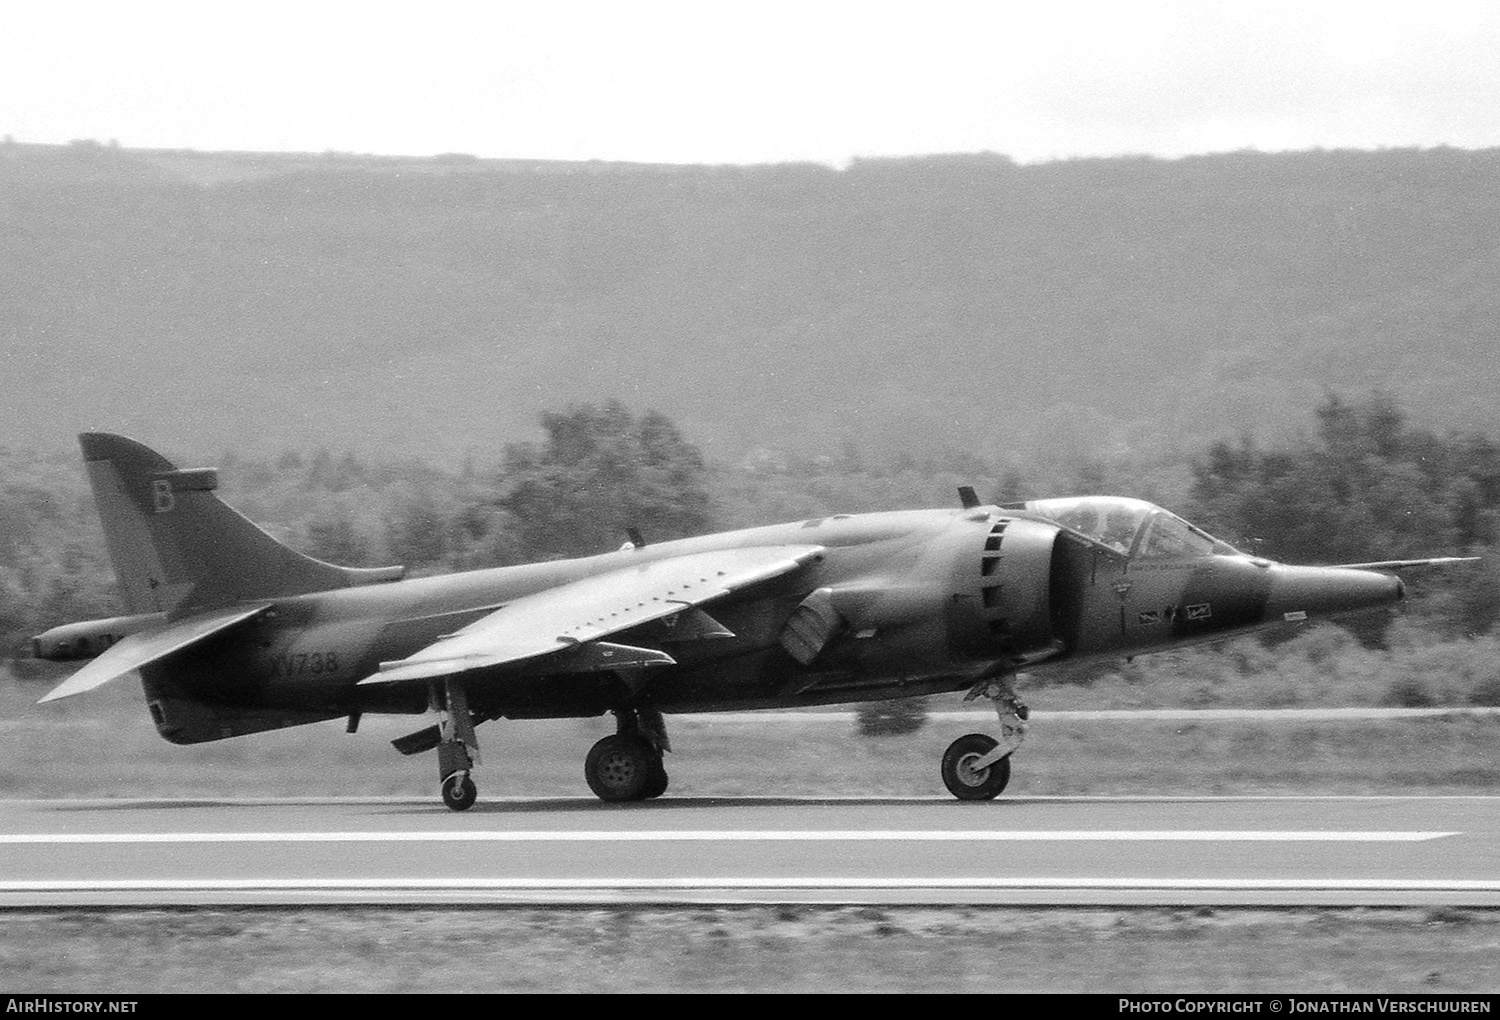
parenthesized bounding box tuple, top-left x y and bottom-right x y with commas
(441, 772, 477, 811)
(940, 733, 1010, 800)
(641, 761, 669, 800)
(585, 734, 654, 802)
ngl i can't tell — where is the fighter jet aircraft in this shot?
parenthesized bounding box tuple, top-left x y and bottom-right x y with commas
(31, 434, 1471, 810)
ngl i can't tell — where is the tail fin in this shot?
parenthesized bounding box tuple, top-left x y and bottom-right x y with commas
(80, 433, 403, 616)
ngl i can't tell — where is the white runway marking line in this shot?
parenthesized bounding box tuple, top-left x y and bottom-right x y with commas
(1, 878, 1497, 893)
(0, 829, 1460, 843)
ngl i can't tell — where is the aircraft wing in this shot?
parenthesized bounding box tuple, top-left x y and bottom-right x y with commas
(38, 603, 273, 703)
(361, 544, 824, 686)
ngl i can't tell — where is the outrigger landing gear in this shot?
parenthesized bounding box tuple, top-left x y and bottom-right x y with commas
(585, 705, 670, 802)
(435, 679, 481, 812)
(941, 679, 1029, 801)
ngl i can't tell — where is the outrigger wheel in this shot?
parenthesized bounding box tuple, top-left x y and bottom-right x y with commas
(441, 771, 478, 812)
(585, 733, 661, 802)
(940, 733, 1011, 800)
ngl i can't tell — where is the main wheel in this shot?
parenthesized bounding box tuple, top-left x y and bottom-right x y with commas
(641, 760, 669, 800)
(585, 734, 655, 802)
(940, 733, 1011, 800)
(441, 772, 477, 811)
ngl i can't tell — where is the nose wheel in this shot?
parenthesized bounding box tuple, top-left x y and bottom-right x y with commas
(941, 733, 1011, 799)
(942, 678, 1029, 800)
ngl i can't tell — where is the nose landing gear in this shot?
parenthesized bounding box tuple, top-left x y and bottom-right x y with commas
(941, 680, 1029, 801)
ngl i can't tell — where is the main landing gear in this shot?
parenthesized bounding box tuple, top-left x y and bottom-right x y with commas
(941, 680, 1029, 801)
(423, 684, 672, 810)
(584, 706, 671, 803)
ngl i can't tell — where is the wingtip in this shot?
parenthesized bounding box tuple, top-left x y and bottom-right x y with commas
(37, 681, 82, 704)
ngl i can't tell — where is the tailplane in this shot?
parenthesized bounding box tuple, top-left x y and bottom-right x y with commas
(80, 433, 403, 615)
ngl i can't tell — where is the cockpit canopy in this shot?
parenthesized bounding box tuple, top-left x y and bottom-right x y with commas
(1016, 496, 1241, 559)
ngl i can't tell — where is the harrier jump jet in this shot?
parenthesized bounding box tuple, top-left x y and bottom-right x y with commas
(32, 434, 1464, 809)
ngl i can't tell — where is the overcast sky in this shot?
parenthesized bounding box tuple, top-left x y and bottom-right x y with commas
(4, 0, 1498, 166)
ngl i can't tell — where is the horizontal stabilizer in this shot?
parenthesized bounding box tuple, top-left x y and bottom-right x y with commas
(360, 544, 822, 687)
(38, 604, 272, 703)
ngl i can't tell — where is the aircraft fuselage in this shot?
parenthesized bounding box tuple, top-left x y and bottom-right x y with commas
(70, 504, 1400, 743)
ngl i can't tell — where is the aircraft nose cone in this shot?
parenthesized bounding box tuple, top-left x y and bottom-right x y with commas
(1267, 565, 1403, 621)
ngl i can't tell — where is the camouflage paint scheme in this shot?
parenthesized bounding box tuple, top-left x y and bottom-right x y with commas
(32, 435, 1431, 808)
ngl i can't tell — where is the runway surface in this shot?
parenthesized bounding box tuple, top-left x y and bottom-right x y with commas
(2, 795, 1496, 907)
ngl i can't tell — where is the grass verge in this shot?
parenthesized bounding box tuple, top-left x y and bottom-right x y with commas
(2, 906, 1498, 993)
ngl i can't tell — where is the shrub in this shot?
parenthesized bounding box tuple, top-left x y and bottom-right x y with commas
(1468, 676, 1500, 707)
(1383, 677, 1438, 708)
(1281, 622, 1356, 666)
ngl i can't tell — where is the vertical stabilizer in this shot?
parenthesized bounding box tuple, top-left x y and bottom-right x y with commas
(80, 433, 403, 616)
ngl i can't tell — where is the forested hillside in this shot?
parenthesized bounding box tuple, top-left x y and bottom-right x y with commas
(3, 141, 1498, 464)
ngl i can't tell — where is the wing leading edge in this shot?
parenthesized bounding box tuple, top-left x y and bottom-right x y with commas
(361, 544, 824, 686)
